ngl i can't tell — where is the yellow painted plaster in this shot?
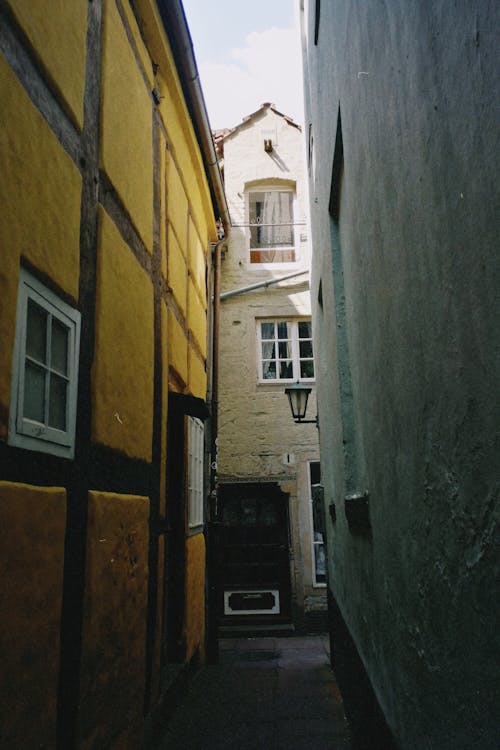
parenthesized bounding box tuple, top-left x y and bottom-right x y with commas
(188, 278, 207, 355)
(6, 0, 87, 128)
(119, 0, 155, 90)
(100, 0, 153, 251)
(166, 152, 189, 252)
(92, 208, 154, 461)
(131, 1, 217, 239)
(0, 57, 81, 438)
(160, 140, 167, 279)
(167, 309, 188, 387)
(0, 482, 66, 750)
(184, 533, 206, 662)
(189, 348, 207, 400)
(189, 216, 207, 298)
(77, 491, 149, 750)
(151, 534, 165, 704)
(168, 224, 188, 316)
(160, 301, 169, 517)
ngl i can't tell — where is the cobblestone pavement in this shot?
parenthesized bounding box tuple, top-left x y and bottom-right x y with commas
(156, 635, 352, 749)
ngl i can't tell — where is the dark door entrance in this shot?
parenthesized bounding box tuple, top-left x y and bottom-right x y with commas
(218, 483, 291, 624)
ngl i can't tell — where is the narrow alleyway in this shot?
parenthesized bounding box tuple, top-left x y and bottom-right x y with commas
(154, 636, 352, 749)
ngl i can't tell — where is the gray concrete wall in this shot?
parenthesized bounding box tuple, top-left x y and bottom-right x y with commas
(301, 1, 499, 747)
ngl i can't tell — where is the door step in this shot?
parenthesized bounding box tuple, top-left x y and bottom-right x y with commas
(218, 622, 295, 638)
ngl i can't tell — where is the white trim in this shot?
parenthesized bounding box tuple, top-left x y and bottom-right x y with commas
(224, 589, 280, 616)
(187, 416, 204, 530)
(256, 318, 315, 384)
(246, 186, 300, 268)
(308, 460, 326, 587)
(8, 269, 81, 459)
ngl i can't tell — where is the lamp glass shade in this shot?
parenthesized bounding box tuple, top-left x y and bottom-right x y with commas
(285, 382, 312, 421)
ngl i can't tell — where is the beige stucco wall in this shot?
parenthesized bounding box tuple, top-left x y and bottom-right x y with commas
(218, 108, 325, 621)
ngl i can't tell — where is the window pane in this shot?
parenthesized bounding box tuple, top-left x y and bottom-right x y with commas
(300, 360, 315, 378)
(49, 374, 67, 430)
(262, 361, 276, 379)
(24, 361, 46, 422)
(261, 342, 275, 359)
(250, 192, 293, 249)
(51, 319, 69, 375)
(278, 341, 292, 359)
(298, 321, 312, 338)
(26, 300, 47, 363)
(260, 500, 277, 526)
(299, 340, 313, 358)
(279, 360, 293, 379)
(261, 322, 275, 339)
(241, 498, 258, 526)
(314, 543, 326, 581)
(277, 322, 289, 339)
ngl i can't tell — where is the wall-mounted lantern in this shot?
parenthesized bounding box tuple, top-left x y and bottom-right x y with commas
(284, 381, 317, 424)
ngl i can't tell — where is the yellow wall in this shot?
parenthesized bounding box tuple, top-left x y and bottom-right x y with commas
(0, 482, 66, 750)
(184, 533, 207, 661)
(100, 0, 153, 252)
(0, 57, 81, 439)
(168, 309, 189, 387)
(92, 208, 154, 462)
(1, 0, 219, 743)
(5, 0, 87, 128)
(77, 491, 149, 750)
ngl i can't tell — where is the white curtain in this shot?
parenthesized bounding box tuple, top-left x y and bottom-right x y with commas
(256, 192, 292, 261)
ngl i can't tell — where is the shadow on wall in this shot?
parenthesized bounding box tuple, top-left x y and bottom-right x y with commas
(328, 591, 399, 750)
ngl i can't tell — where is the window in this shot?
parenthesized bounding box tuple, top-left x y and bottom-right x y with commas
(309, 461, 326, 586)
(187, 416, 204, 530)
(314, 0, 321, 45)
(258, 320, 314, 382)
(248, 189, 296, 264)
(8, 269, 81, 459)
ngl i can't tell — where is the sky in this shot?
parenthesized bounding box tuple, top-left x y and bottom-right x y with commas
(181, 0, 304, 131)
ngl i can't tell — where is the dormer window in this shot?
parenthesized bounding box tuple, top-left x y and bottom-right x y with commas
(248, 188, 296, 264)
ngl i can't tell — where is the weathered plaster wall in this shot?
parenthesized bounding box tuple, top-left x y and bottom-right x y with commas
(302, 1, 499, 747)
(100, 0, 153, 252)
(184, 533, 206, 661)
(92, 208, 154, 461)
(0, 56, 81, 440)
(7, 0, 87, 128)
(0, 0, 218, 745)
(0, 482, 66, 749)
(218, 107, 323, 622)
(77, 492, 149, 750)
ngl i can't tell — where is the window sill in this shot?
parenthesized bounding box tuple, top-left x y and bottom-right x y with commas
(257, 380, 315, 387)
(188, 523, 205, 537)
(247, 261, 303, 272)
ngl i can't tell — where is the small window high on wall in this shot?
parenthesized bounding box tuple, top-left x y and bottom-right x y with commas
(248, 188, 296, 264)
(8, 268, 81, 459)
(258, 320, 314, 382)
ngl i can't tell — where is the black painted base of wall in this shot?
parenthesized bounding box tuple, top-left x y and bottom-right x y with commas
(144, 649, 201, 749)
(327, 589, 399, 750)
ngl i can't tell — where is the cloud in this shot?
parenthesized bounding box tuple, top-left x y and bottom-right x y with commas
(198, 26, 304, 130)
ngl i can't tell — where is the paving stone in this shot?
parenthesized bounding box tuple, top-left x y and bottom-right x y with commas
(153, 635, 351, 750)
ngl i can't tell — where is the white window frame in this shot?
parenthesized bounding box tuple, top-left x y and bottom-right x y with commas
(246, 186, 299, 268)
(187, 416, 204, 531)
(8, 268, 81, 459)
(257, 319, 315, 383)
(308, 461, 326, 587)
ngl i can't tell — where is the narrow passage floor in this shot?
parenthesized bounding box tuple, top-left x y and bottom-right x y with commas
(156, 635, 352, 749)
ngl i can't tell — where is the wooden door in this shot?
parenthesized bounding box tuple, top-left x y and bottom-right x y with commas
(218, 483, 291, 623)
